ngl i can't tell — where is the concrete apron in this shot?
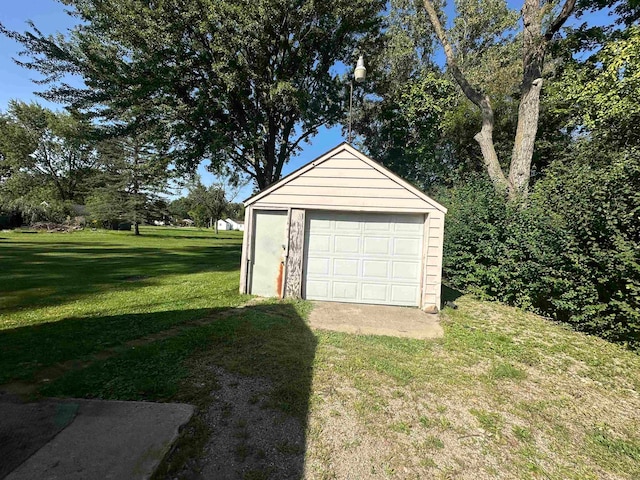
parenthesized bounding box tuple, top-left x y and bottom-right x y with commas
(5, 398, 193, 480)
(308, 301, 444, 339)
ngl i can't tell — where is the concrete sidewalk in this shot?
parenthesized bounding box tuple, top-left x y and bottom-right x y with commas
(2, 395, 193, 480)
(308, 301, 444, 339)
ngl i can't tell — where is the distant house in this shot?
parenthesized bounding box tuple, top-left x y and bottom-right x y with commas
(217, 219, 232, 231)
(181, 219, 195, 227)
(226, 219, 245, 231)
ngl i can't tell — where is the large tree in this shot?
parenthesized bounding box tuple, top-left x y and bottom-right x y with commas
(421, 0, 579, 198)
(0, 101, 97, 216)
(2, 0, 384, 190)
(187, 181, 228, 233)
(88, 136, 171, 235)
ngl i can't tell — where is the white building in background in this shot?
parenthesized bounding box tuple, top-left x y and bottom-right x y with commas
(217, 219, 232, 231)
(226, 219, 245, 231)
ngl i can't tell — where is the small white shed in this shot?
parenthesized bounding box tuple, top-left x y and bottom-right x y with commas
(217, 219, 232, 231)
(239, 143, 447, 311)
(226, 218, 245, 231)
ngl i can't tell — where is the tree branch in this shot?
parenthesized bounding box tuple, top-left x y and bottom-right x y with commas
(422, 0, 509, 192)
(544, 0, 578, 41)
(421, 0, 485, 108)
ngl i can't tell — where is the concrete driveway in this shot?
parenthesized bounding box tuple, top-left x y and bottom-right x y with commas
(308, 301, 443, 339)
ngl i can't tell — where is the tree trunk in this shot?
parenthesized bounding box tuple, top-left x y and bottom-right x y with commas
(134, 221, 140, 235)
(509, 77, 543, 198)
(422, 0, 509, 193)
(474, 96, 509, 193)
(508, 0, 546, 199)
(422, 0, 577, 200)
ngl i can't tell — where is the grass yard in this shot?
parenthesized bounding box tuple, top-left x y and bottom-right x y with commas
(1, 226, 640, 479)
(0, 226, 248, 388)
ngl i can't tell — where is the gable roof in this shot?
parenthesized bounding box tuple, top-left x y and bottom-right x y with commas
(244, 143, 447, 214)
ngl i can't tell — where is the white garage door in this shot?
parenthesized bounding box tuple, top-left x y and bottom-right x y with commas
(303, 211, 424, 306)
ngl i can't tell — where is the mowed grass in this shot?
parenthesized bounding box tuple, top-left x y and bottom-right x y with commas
(2, 228, 640, 479)
(305, 297, 640, 479)
(0, 226, 248, 384)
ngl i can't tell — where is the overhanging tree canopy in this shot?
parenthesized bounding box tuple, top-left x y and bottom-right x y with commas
(2, 0, 385, 190)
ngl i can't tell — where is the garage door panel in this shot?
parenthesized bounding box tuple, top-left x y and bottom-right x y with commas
(334, 258, 359, 276)
(332, 282, 358, 299)
(310, 218, 332, 230)
(394, 216, 423, 233)
(306, 280, 329, 299)
(362, 283, 388, 302)
(307, 257, 330, 275)
(334, 235, 360, 253)
(309, 234, 331, 252)
(391, 285, 420, 304)
(305, 211, 424, 306)
(392, 261, 419, 280)
(393, 237, 421, 256)
(362, 260, 389, 279)
(336, 219, 361, 231)
(363, 237, 390, 255)
(364, 219, 392, 232)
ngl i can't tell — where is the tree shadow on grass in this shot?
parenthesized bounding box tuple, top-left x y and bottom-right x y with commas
(0, 307, 229, 384)
(1, 302, 316, 480)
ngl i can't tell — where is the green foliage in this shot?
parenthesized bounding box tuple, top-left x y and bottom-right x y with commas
(442, 145, 640, 347)
(558, 26, 640, 147)
(187, 181, 228, 231)
(2, 0, 385, 189)
(0, 101, 97, 219)
(440, 178, 509, 297)
(86, 136, 171, 232)
(168, 197, 192, 222)
(358, 71, 456, 189)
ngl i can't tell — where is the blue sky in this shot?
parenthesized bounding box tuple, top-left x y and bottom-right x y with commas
(0, 0, 611, 200)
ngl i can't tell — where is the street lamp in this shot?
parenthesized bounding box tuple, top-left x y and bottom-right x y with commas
(348, 55, 366, 143)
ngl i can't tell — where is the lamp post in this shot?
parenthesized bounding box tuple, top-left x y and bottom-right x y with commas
(348, 55, 366, 144)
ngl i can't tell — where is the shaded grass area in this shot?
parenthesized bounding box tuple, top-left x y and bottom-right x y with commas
(35, 300, 317, 480)
(41, 301, 316, 417)
(306, 296, 640, 479)
(0, 227, 247, 384)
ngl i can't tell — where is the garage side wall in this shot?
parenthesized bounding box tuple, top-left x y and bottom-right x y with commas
(422, 211, 445, 310)
(239, 206, 252, 294)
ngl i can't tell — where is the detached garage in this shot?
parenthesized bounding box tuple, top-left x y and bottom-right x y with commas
(239, 143, 447, 311)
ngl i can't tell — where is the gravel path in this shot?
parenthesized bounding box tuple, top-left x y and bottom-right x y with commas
(176, 367, 306, 480)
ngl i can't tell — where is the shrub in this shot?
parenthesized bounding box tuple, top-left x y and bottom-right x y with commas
(441, 148, 640, 348)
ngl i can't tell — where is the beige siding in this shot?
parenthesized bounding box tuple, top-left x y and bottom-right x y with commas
(422, 211, 445, 310)
(253, 150, 432, 212)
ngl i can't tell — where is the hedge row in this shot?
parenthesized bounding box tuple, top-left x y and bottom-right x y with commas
(440, 148, 639, 348)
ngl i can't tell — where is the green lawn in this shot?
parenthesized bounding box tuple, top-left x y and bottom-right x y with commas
(0, 226, 248, 386)
(1, 227, 639, 479)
